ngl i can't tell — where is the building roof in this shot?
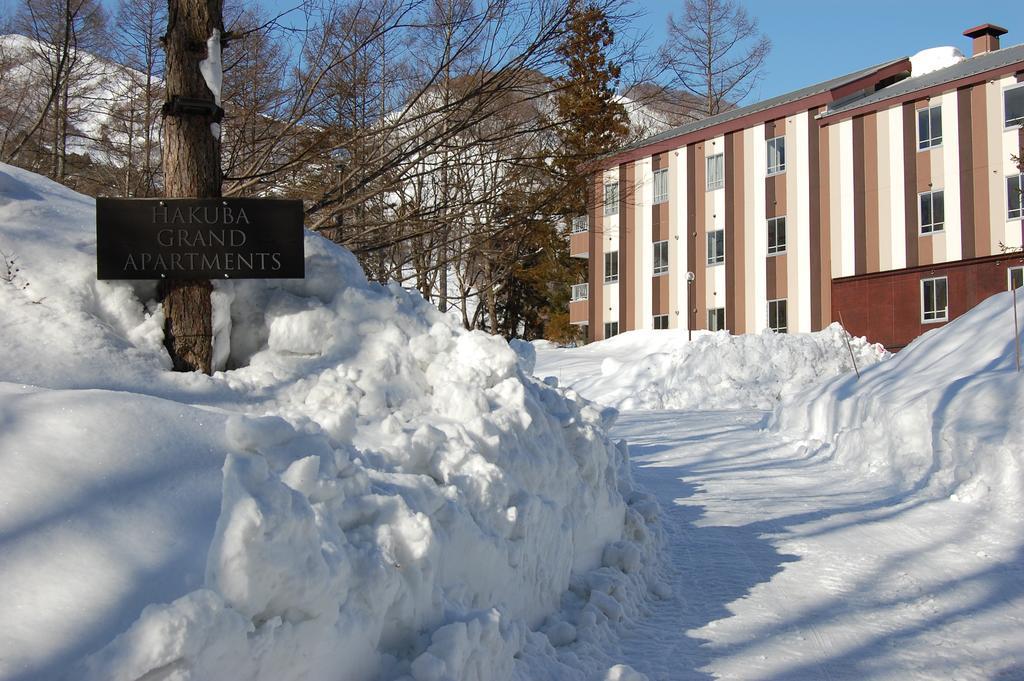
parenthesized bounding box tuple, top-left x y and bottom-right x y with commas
(596, 39, 1024, 169)
(820, 42, 1024, 118)
(602, 57, 909, 162)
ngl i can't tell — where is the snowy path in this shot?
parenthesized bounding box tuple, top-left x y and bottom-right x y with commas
(610, 410, 1024, 681)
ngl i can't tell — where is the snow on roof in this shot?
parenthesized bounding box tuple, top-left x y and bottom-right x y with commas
(821, 41, 1024, 118)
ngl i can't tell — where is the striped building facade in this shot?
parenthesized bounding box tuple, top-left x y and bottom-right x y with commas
(570, 24, 1024, 350)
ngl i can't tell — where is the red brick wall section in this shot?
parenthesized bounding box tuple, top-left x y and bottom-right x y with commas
(832, 253, 1024, 350)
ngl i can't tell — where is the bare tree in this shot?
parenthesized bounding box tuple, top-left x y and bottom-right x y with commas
(6, 0, 108, 182)
(658, 0, 769, 117)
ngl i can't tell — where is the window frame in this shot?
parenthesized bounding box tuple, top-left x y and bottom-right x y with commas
(603, 181, 619, 216)
(653, 239, 669, 276)
(653, 314, 669, 330)
(604, 250, 619, 283)
(1004, 82, 1024, 130)
(1008, 174, 1023, 221)
(921, 276, 948, 324)
(1009, 266, 1024, 291)
(919, 189, 945, 235)
(570, 283, 589, 301)
(708, 307, 726, 332)
(767, 298, 788, 333)
(707, 229, 725, 266)
(917, 104, 942, 150)
(571, 215, 588, 233)
(706, 153, 724, 191)
(604, 321, 619, 338)
(653, 168, 669, 204)
(766, 135, 786, 175)
(767, 216, 787, 256)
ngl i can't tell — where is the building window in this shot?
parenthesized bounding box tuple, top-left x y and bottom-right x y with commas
(708, 307, 726, 331)
(768, 299, 788, 333)
(604, 251, 618, 283)
(653, 314, 669, 329)
(767, 216, 786, 255)
(604, 181, 619, 216)
(1005, 83, 1024, 129)
(919, 190, 945, 234)
(1010, 266, 1024, 291)
(917, 105, 942, 150)
(921, 276, 948, 323)
(571, 283, 589, 301)
(571, 215, 588, 233)
(707, 229, 725, 265)
(604, 321, 619, 338)
(653, 240, 669, 275)
(766, 136, 785, 175)
(653, 168, 669, 204)
(1008, 174, 1023, 220)
(706, 153, 724, 191)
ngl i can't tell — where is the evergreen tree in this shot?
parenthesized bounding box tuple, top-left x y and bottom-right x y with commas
(553, 0, 629, 217)
(511, 0, 628, 342)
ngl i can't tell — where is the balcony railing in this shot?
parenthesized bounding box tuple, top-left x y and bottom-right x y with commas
(571, 215, 588, 233)
(571, 283, 589, 301)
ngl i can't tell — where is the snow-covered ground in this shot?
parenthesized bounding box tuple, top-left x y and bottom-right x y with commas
(4, 156, 1024, 681)
(537, 293, 1024, 679)
(0, 162, 664, 681)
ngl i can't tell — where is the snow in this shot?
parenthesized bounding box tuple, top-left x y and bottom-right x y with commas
(772, 291, 1024, 505)
(534, 284, 1024, 679)
(199, 29, 223, 139)
(5, 153, 1024, 680)
(534, 326, 887, 411)
(909, 46, 965, 77)
(0, 161, 662, 681)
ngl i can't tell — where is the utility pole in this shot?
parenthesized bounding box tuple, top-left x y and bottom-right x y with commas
(160, 0, 224, 372)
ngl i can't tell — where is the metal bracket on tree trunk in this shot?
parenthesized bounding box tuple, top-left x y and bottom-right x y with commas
(162, 96, 224, 122)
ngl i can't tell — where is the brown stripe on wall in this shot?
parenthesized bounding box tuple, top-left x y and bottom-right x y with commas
(653, 203, 669, 242)
(957, 88, 976, 259)
(619, 162, 636, 331)
(864, 113, 880, 273)
(852, 115, 868, 274)
(764, 118, 780, 140)
(652, 275, 669, 315)
(902, 103, 919, 267)
(810, 109, 825, 329)
(765, 173, 787, 218)
(692, 144, 706, 329)
(725, 131, 746, 332)
(970, 84, 991, 257)
(652, 152, 667, 171)
(766, 254, 788, 301)
(588, 175, 602, 341)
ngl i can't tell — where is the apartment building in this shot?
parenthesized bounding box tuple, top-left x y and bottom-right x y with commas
(569, 24, 1024, 349)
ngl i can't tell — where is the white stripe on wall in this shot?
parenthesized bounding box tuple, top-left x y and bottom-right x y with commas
(750, 124, 767, 331)
(837, 118, 856, 277)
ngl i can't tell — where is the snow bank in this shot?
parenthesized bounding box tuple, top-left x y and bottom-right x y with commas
(536, 326, 887, 411)
(0, 162, 663, 681)
(772, 292, 1024, 505)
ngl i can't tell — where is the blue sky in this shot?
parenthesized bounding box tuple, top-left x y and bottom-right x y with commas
(4, 0, 1016, 105)
(630, 0, 1018, 100)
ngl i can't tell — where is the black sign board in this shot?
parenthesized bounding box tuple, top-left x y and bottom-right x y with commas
(96, 197, 305, 280)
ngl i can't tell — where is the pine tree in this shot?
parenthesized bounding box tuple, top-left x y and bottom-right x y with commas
(513, 0, 628, 342)
(553, 0, 629, 218)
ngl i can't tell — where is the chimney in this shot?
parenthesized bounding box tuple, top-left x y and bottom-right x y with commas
(963, 23, 1008, 56)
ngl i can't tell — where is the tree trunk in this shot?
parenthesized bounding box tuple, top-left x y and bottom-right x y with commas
(161, 0, 223, 373)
